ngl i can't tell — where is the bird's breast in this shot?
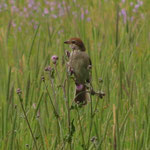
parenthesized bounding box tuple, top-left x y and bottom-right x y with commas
(69, 51, 90, 83)
(69, 51, 88, 68)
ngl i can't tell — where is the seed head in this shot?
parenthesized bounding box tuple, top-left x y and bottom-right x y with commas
(41, 76, 45, 82)
(98, 91, 105, 98)
(45, 66, 51, 71)
(91, 136, 97, 143)
(99, 78, 103, 83)
(16, 88, 22, 95)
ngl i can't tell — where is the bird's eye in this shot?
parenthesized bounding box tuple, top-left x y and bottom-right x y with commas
(72, 40, 76, 44)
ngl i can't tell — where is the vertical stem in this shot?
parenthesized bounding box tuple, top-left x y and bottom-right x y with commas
(43, 81, 60, 142)
(44, 82, 58, 118)
(115, 4, 120, 66)
(62, 78, 71, 149)
(66, 79, 71, 150)
(116, 4, 119, 48)
(54, 66, 70, 146)
(18, 96, 38, 150)
(113, 104, 117, 150)
(87, 95, 93, 148)
(56, 63, 72, 149)
(48, 74, 60, 142)
(76, 106, 86, 149)
(9, 107, 17, 150)
(93, 97, 100, 116)
(5, 67, 11, 138)
(27, 24, 40, 67)
(48, 72, 58, 113)
(6, 19, 12, 43)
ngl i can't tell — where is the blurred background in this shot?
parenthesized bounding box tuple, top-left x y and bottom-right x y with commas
(0, 0, 150, 149)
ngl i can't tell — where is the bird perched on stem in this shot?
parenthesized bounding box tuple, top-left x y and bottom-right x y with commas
(64, 37, 92, 104)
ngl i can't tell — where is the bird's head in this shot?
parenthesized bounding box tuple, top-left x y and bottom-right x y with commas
(64, 37, 86, 51)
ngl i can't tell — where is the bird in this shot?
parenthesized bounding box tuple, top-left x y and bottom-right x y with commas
(64, 37, 92, 104)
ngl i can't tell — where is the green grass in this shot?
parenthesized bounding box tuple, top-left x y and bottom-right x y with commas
(0, 0, 150, 149)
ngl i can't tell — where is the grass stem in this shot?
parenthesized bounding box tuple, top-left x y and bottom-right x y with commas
(18, 95, 38, 150)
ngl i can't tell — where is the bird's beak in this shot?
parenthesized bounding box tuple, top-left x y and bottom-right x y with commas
(64, 40, 71, 44)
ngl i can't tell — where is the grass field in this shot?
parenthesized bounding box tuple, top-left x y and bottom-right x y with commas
(0, 0, 150, 149)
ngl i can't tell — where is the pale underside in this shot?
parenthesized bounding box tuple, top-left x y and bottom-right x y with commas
(69, 50, 91, 84)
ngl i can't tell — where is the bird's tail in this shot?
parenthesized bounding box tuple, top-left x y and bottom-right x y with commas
(74, 84, 87, 105)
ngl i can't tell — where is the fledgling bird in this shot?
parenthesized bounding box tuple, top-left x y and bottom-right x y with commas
(64, 37, 92, 104)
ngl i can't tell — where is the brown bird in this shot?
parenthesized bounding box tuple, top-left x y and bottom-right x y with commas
(64, 37, 92, 104)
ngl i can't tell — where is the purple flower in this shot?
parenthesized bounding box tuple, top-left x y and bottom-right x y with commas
(51, 14, 57, 18)
(121, 9, 126, 16)
(18, 27, 21, 31)
(76, 84, 84, 91)
(45, 1, 50, 5)
(28, 3, 32, 8)
(3, 3, 7, 9)
(12, 22, 16, 27)
(133, 1, 143, 13)
(130, 16, 134, 22)
(50, 7, 54, 11)
(44, 8, 49, 14)
(135, 4, 140, 9)
(121, 0, 125, 3)
(81, 12, 84, 20)
(85, 9, 89, 14)
(33, 6, 38, 11)
(23, 7, 27, 12)
(138, 1, 143, 6)
(59, 8, 65, 16)
(51, 55, 58, 64)
(80, 8, 84, 20)
(130, 2, 134, 6)
(10, 0, 15, 5)
(121, 9, 127, 24)
(34, 24, 38, 29)
(51, 55, 58, 60)
(50, 1, 56, 6)
(87, 17, 91, 22)
(57, 3, 62, 9)
(28, 0, 34, 8)
(62, 1, 66, 5)
(11, 5, 19, 12)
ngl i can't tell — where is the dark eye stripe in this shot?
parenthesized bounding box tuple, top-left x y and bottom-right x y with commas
(72, 40, 76, 44)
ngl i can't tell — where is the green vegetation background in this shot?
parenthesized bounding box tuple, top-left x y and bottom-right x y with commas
(0, 0, 150, 149)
